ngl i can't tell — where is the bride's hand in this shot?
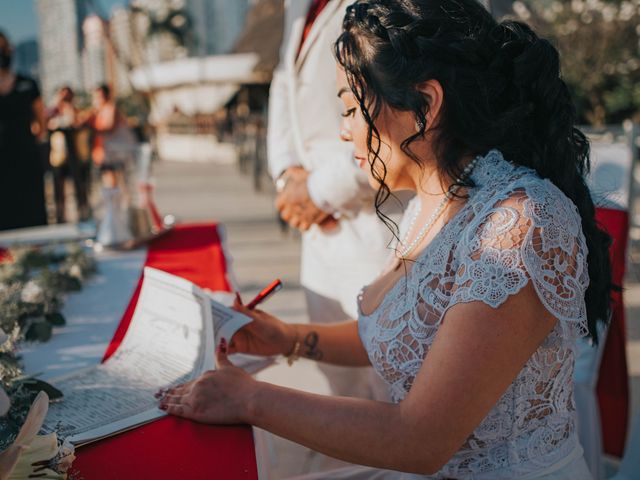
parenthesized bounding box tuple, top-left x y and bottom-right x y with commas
(229, 295, 296, 357)
(158, 340, 256, 424)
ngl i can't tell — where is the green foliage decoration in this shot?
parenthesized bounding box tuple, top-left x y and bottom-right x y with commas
(0, 244, 96, 450)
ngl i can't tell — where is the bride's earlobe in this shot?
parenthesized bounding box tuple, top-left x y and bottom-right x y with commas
(416, 79, 444, 130)
(415, 116, 427, 133)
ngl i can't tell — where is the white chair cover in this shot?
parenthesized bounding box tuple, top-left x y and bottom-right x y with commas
(574, 323, 608, 480)
(609, 413, 640, 479)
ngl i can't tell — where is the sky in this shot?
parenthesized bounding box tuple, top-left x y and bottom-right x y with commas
(0, 0, 128, 44)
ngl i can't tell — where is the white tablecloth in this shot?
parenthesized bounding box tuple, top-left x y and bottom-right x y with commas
(20, 250, 147, 380)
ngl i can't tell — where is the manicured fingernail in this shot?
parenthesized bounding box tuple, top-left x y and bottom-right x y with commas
(159, 404, 167, 410)
(235, 292, 243, 305)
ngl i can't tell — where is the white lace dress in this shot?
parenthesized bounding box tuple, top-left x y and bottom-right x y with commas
(357, 150, 592, 479)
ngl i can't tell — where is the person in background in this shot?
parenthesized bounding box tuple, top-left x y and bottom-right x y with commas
(267, 0, 405, 400)
(83, 84, 137, 169)
(0, 30, 48, 231)
(47, 86, 91, 222)
(79, 84, 138, 246)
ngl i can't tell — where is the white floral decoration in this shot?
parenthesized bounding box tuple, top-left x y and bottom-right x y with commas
(20, 281, 45, 305)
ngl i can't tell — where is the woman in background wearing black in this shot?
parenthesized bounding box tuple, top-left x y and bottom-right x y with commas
(0, 30, 47, 231)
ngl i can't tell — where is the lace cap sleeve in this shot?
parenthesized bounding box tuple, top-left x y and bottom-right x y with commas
(449, 180, 589, 339)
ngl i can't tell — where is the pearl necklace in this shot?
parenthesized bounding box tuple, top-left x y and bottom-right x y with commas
(398, 156, 479, 258)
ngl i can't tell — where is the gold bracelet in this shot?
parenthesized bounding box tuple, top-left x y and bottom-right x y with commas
(285, 328, 301, 366)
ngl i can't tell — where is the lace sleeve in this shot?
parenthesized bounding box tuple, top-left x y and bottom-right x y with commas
(448, 182, 589, 340)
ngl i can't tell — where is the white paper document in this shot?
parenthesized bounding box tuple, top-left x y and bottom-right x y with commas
(41, 267, 260, 445)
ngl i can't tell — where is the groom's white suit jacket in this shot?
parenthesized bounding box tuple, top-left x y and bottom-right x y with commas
(267, 0, 400, 316)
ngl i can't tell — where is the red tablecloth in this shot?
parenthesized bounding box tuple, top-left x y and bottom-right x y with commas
(596, 208, 630, 457)
(72, 224, 258, 479)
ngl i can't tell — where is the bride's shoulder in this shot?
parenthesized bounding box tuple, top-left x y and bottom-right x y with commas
(473, 151, 581, 230)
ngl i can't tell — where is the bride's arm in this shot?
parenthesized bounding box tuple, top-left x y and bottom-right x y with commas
(229, 301, 371, 366)
(162, 284, 556, 474)
(285, 321, 371, 366)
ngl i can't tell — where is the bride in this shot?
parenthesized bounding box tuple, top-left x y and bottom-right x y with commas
(158, 1, 612, 478)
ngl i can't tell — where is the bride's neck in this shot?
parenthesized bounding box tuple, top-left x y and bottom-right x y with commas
(413, 158, 448, 199)
(412, 153, 474, 205)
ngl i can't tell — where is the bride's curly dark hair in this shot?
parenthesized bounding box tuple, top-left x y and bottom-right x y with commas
(335, 0, 613, 341)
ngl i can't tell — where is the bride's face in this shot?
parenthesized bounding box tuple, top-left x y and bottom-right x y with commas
(336, 66, 430, 192)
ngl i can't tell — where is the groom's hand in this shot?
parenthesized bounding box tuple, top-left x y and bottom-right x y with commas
(275, 166, 335, 231)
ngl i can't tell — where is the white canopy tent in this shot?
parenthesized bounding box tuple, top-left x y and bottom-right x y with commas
(128, 54, 260, 162)
(130, 53, 259, 123)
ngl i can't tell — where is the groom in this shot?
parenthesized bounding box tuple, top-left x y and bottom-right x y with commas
(268, 0, 404, 399)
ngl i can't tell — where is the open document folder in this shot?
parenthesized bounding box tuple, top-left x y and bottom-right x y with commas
(41, 267, 273, 445)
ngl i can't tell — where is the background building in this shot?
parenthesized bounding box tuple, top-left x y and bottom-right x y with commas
(34, 0, 254, 103)
(81, 15, 109, 92)
(13, 38, 39, 80)
(35, 0, 87, 102)
(110, 6, 136, 96)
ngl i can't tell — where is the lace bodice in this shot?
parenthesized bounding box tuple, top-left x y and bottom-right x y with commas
(358, 150, 588, 478)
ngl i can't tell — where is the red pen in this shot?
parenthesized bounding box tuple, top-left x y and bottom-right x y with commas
(246, 279, 283, 310)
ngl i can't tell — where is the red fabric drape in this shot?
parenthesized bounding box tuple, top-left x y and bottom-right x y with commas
(595, 207, 630, 457)
(72, 224, 257, 480)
